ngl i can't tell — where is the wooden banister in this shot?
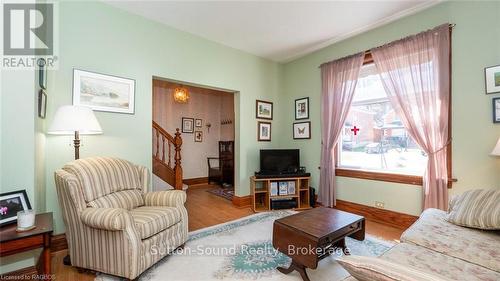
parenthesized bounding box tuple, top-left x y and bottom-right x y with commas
(152, 121, 183, 190)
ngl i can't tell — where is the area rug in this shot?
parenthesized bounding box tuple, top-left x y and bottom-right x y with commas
(96, 211, 395, 281)
(206, 187, 235, 201)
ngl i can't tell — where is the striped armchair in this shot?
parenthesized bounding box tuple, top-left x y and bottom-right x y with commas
(54, 157, 188, 279)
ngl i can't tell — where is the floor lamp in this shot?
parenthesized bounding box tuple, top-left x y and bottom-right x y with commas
(47, 105, 102, 266)
(48, 105, 103, 160)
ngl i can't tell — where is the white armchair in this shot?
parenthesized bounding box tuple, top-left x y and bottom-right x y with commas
(54, 157, 188, 279)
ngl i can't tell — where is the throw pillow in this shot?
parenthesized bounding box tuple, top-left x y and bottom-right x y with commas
(446, 189, 500, 230)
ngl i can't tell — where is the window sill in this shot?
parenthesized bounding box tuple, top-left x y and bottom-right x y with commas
(335, 168, 456, 188)
(335, 168, 423, 186)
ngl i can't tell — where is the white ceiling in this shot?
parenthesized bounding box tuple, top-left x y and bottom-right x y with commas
(106, 1, 440, 63)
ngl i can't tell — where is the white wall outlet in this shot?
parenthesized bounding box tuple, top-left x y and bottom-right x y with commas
(375, 201, 385, 209)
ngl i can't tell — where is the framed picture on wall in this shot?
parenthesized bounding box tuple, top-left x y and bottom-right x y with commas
(256, 100, 273, 120)
(195, 131, 203, 142)
(258, 121, 272, 141)
(293, 121, 311, 139)
(295, 97, 309, 120)
(0, 190, 32, 226)
(493, 97, 500, 123)
(182, 117, 194, 133)
(72, 69, 135, 114)
(195, 119, 203, 127)
(485, 65, 500, 94)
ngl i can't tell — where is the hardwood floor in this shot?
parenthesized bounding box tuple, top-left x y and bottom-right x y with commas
(50, 185, 404, 280)
(186, 184, 254, 231)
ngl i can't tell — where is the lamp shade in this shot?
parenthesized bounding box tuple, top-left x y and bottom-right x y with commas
(48, 105, 103, 135)
(491, 137, 500, 156)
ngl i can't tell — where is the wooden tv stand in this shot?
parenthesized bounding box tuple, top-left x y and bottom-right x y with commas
(250, 176, 311, 212)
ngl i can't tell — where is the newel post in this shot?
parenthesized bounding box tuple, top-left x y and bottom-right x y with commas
(174, 128, 183, 190)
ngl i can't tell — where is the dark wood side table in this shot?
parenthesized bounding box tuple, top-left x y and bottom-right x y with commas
(273, 207, 365, 281)
(0, 212, 53, 276)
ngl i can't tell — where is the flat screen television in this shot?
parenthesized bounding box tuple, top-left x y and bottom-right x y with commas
(260, 149, 300, 175)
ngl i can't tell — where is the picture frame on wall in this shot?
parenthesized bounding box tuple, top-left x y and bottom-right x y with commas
(258, 121, 272, 141)
(195, 131, 203, 142)
(38, 89, 47, 119)
(293, 121, 311, 139)
(256, 100, 273, 120)
(38, 58, 47, 90)
(0, 190, 32, 226)
(73, 69, 135, 114)
(295, 97, 309, 120)
(195, 119, 203, 127)
(485, 65, 500, 94)
(182, 117, 194, 133)
(493, 97, 500, 123)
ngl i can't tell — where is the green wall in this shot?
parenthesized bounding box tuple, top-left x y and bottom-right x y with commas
(43, 1, 284, 234)
(0, 70, 42, 273)
(2, 0, 500, 274)
(281, 1, 500, 216)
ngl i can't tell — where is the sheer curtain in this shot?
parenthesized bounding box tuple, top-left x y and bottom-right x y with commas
(371, 24, 451, 210)
(319, 52, 365, 207)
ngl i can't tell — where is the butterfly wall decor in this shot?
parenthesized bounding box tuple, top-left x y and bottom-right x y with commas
(293, 121, 311, 139)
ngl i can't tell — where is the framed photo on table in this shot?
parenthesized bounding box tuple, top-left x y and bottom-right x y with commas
(73, 69, 135, 114)
(0, 190, 32, 226)
(485, 65, 500, 94)
(295, 97, 309, 120)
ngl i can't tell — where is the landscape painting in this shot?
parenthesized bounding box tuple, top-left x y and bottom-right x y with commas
(73, 69, 135, 113)
(256, 100, 273, 119)
(485, 65, 500, 94)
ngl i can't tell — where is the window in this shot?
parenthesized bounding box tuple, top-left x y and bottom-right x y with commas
(337, 62, 430, 183)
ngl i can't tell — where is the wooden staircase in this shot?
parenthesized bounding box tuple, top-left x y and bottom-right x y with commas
(152, 121, 183, 190)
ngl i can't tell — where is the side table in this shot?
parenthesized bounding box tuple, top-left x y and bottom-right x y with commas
(0, 212, 54, 276)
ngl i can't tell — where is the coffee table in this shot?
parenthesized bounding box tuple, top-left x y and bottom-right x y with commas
(272, 207, 365, 281)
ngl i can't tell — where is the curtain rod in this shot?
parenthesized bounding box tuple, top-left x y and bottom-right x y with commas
(318, 23, 456, 68)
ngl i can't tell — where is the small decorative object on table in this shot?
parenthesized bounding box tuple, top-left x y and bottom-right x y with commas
(293, 121, 311, 139)
(16, 209, 36, 232)
(0, 190, 32, 226)
(182, 117, 194, 133)
(493, 97, 500, 123)
(73, 69, 136, 114)
(256, 100, 273, 120)
(195, 118, 203, 127)
(295, 97, 309, 120)
(485, 65, 500, 94)
(258, 121, 272, 141)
